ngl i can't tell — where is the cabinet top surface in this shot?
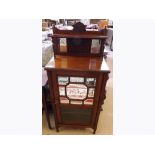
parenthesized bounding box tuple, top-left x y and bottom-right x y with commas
(45, 56, 110, 72)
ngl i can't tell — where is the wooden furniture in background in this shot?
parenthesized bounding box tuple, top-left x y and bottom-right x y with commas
(42, 69, 52, 129)
(90, 19, 103, 24)
(42, 19, 57, 30)
(44, 19, 57, 27)
(65, 19, 80, 25)
(98, 20, 109, 29)
(42, 21, 48, 31)
(90, 19, 113, 28)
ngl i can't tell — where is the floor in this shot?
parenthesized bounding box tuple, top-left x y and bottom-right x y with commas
(42, 51, 113, 135)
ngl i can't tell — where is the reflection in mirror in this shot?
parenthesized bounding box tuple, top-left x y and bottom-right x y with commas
(70, 77, 84, 83)
(88, 88, 95, 97)
(59, 86, 65, 96)
(67, 84, 87, 100)
(91, 39, 100, 54)
(58, 77, 68, 85)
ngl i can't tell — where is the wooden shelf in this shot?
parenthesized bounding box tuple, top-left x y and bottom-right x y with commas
(45, 55, 110, 72)
(52, 34, 108, 39)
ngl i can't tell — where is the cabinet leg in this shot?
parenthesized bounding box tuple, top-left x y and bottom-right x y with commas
(93, 129, 96, 134)
(48, 122, 52, 129)
(56, 127, 59, 132)
(42, 87, 52, 130)
(44, 108, 52, 129)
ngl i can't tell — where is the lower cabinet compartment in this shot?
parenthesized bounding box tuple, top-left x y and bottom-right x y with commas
(61, 106, 93, 125)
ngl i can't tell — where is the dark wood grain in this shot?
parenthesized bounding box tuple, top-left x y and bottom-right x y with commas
(44, 22, 110, 134)
(45, 55, 110, 72)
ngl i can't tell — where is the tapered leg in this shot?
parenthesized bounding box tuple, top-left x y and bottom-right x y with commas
(93, 129, 96, 134)
(42, 87, 52, 129)
(56, 126, 59, 132)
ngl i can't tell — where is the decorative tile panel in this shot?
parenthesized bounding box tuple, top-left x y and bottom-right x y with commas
(58, 76, 96, 106)
(66, 84, 87, 100)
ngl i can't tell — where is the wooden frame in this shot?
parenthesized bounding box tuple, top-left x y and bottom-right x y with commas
(46, 69, 109, 133)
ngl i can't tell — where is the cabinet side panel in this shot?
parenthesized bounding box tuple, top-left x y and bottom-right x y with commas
(93, 73, 109, 131)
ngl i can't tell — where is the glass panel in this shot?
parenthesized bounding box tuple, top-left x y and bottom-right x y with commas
(67, 84, 87, 100)
(88, 88, 95, 97)
(84, 99, 94, 105)
(61, 107, 92, 125)
(60, 97, 69, 104)
(59, 86, 65, 96)
(70, 77, 84, 83)
(58, 77, 68, 85)
(86, 78, 96, 86)
(70, 100, 83, 105)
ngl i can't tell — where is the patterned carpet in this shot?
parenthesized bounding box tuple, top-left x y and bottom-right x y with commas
(42, 53, 113, 135)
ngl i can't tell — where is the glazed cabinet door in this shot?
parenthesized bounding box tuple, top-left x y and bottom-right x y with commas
(49, 70, 103, 127)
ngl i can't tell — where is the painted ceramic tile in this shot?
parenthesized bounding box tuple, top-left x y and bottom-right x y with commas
(84, 99, 94, 105)
(59, 86, 65, 96)
(86, 78, 96, 86)
(88, 88, 95, 97)
(60, 97, 69, 104)
(66, 84, 87, 100)
(70, 100, 83, 105)
(70, 77, 84, 83)
(58, 76, 68, 85)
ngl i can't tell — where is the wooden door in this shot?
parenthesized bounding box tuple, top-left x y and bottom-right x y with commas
(49, 70, 103, 127)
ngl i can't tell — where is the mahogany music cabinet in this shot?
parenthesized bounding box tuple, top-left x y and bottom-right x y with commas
(45, 22, 110, 134)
